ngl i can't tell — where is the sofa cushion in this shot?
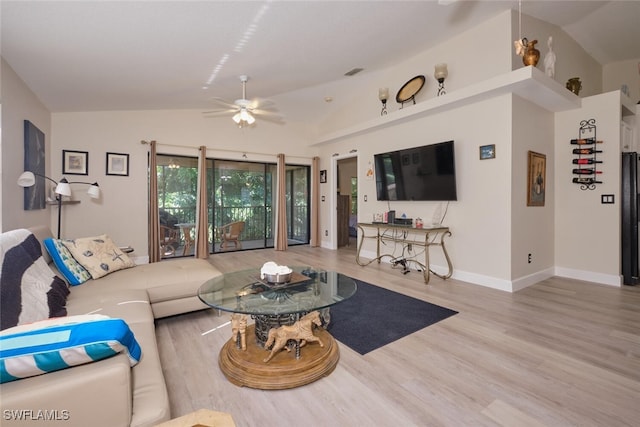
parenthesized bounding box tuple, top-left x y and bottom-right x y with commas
(43, 237, 92, 285)
(0, 229, 69, 330)
(0, 314, 141, 383)
(62, 234, 135, 279)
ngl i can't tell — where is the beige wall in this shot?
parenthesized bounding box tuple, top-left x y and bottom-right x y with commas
(1, 58, 52, 232)
(603, 59, 640, 103)
(555, 91, 622, 285)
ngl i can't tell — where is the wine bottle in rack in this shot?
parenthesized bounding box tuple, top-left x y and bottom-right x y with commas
(572, 148, 603, 155)
(572, 158, 603, 165)
(572, 168, 602, 175)
(573, 177, 603, 185)
(570, 138, 603, 145)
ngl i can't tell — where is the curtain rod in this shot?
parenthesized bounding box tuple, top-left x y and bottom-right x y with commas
(140, 140, 314, 161)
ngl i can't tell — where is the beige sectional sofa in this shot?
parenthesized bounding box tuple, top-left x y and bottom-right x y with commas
(0, 226, 222, 427)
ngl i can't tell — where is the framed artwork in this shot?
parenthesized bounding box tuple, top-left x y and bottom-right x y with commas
(63, 150, 89, 175)
(24, 120, 46, 210)
(479, 144, 496, 160)
(106, 152, 130, 176)
(527, 151, 546, 206)
(320, 169, 327, 184)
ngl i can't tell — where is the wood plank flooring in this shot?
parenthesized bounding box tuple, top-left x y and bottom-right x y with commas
(155, 244, 640, 426)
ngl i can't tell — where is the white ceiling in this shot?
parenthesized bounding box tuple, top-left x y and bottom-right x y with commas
(2, 1, 639, 113)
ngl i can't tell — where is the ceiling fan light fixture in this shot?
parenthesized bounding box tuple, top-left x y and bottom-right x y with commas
(233, 108, 255, 125)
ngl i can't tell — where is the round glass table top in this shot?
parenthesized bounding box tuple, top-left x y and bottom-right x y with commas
(197, 266, 357, 316)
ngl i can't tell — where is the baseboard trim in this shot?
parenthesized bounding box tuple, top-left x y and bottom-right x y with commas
(554, 267, 621, 287)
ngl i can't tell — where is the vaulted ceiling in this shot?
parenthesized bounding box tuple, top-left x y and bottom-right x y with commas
(2, 1, 639, 113)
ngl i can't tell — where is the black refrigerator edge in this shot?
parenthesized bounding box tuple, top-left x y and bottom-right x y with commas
(621, 152, 639, 285)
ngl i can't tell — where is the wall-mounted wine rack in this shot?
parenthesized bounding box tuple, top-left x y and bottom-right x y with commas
(571, 118, 602, 190)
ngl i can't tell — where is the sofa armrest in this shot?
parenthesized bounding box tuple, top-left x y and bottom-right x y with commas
(0, 353, 132, 427)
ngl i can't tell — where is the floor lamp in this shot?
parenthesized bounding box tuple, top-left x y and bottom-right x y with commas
(18, 171, 101, 239)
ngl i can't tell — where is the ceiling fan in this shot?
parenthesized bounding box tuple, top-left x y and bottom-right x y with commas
(203, 75, 283, 126)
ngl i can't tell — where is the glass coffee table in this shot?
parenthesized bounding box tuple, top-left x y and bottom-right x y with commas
(198, 267, 357, 389)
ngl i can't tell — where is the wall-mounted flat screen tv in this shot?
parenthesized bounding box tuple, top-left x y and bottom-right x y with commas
(374, 140, 457, 201)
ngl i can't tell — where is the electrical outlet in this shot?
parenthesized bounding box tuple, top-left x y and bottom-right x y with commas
(528, 253, 532, 264)
(324, 230, 328, 237)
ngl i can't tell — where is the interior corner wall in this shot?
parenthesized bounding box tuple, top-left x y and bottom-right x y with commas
(555, 91, 622, 286)
(510, 95, 555, 290)
(603, 59, 640, 103)
(1, 57, 52, 232)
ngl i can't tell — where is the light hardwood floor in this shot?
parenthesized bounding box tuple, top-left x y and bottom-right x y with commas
(155, 244, 640, 427)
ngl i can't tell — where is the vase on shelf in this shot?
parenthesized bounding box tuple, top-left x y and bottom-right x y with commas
(566, 77, 582, 95)
(522, 39, 540, 67)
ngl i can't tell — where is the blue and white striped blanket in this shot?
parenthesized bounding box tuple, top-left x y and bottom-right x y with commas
(0, 315, 142, 383)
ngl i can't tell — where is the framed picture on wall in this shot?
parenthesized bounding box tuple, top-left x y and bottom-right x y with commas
(527, 151, 546, 206)
(24, 120, 46, 210)
(106, 152, 130, 176)
(479, 144, 496, 160)
(62, 150, 89, 175)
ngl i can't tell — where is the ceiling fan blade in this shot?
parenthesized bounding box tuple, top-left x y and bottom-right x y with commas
(208, 97, 237, 109)
(247, 98, 276, 110)
(202, 108, 238, 117)
(254, 112, 285, 125)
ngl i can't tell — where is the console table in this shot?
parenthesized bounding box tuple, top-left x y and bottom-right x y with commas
(356, 222, 453, 284)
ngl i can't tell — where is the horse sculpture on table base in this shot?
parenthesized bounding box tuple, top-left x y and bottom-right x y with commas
(263, 311, 324, 363)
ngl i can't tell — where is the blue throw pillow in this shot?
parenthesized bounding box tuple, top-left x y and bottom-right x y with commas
(43, 238, 91, 286)
(0, 315, 142, 383)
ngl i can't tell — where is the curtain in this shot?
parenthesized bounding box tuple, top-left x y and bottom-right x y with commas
(195, 146, 209, 259)
(310, 156, 320, 247)
(148, 141, 161, 263)
(274, 153, 288, 251)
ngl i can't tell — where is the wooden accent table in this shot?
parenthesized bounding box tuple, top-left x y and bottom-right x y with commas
(198, 268, 357, 390)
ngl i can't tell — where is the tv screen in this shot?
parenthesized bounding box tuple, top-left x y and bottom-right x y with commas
(374, 140, 457, 201)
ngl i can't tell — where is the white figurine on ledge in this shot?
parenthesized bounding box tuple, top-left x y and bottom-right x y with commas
(544, 36, 556, 78)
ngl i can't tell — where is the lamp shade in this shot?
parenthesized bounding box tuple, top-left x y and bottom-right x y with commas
(378, 87, 389, 101)
(434, 63, 448, 81)
(55, 178, 72, 197)
(17, 171, 36, 187)
(87, 183, 101, 199)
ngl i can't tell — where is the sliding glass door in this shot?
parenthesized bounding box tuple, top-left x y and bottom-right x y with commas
(156, 154, 309, 256)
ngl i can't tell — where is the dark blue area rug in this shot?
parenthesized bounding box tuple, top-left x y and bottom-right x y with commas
(327, 279, 458, 355)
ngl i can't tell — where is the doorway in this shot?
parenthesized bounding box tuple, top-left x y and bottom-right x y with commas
(336, 156, 358, 248)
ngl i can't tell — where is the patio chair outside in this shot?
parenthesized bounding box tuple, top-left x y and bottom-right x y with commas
(160, 225, 180, 258)
(219, 221, 245, 250)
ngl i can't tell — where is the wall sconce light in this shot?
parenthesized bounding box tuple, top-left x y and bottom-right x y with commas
(434, 63, 448, 96)
(378, 87, 389, 115)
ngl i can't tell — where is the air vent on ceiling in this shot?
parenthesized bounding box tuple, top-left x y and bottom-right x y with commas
(344, 68, 364, 76)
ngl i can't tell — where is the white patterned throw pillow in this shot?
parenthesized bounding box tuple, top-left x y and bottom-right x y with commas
(61, 235, 135, 279)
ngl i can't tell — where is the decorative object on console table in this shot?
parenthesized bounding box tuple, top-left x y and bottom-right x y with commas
(106, 152, 129, 176)
(62, 150, 89, 175)
(527, 151, 546, 207)
(572, 119, 601, 190)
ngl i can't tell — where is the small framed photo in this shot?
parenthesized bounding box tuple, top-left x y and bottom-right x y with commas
(106, 152, 130, 176)
(320, 169, 327, 183)
(479, 144, 496, 160)
(63, 150, 89, 175)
